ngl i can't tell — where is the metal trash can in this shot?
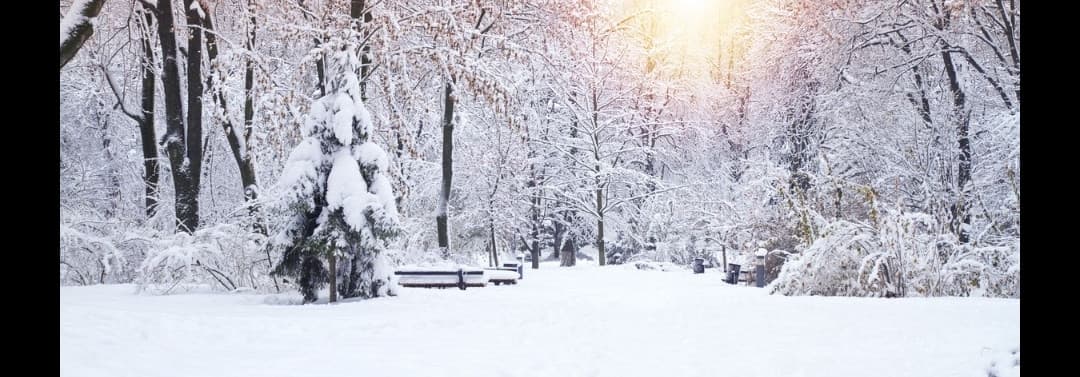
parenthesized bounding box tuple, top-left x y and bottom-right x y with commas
(692, 258, 705, 274)
(727, 263, 741, 284)
(755, 264, 765, 287)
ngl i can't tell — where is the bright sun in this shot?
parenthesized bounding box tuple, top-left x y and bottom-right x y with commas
(616, 0, 750, 82)
(675, 0, 708, 14)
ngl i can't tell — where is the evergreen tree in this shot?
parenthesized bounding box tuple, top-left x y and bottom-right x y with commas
(272, 43, 400, 303)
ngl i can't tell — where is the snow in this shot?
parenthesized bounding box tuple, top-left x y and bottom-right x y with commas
(189, 1, 205, 20)
(301, 101, 327, 137)
(59, 15, 88, 46)
(276, 138, 322, 207)
(60, 0, 94, 46)
(367, 172, 399, 224)
(983, 347, 1020, 377)
(60, 263, 1018, 377)
(355, 95, 374, 137)
(332, 93, 355, 145)
(373, 253, 399, 296)
(325, 150, 373, 232)
(356, 142, 389, 172)
(483, 269, 519, 282)
(629, 260, 683, 271)
(396, 265, 485, 272)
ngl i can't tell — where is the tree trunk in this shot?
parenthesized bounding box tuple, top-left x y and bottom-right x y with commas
(596, 187, 606, 266)
(242, 7, 263, 235)
(328, 252, 337, 303)
(489, 220, 499, 267)
(154, 0, 200, 233)
(182, 0, 204, 232)
(895, 32, 933, 129)
(201, 2, 264, 235)
(560, 234, 576, 267)
(527, 161, 541, 269)
(351, 0, 373, 101)
(138, 10, 159, 219)
(929, 0, 973, 244)
(721, 244, 728, 275)
(97, 98, 122, 218)
(551, 217, 563, 260)
(994, 0, 1020, 102)
(643, 123, 657, 194)
(530, 217, 540, 269)
(788, 82, 816, 197)
(60, 0, 108, 69)
(315, 48, 328, 97)
(942, 50, 972, 243)
(290, 0, 327, 98)
(437, 81, 454, 253)
(559, 119, 578, 265)
(562, 211, 577, 266)
(591, 90, 606, 267)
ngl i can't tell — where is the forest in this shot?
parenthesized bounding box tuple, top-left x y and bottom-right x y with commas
(59, 0, 1020, 300)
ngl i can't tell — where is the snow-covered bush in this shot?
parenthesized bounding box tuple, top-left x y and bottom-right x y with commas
(60, 210, 151, 285)
(771, 210, 1019, 297)
(136, 223, 273, 294)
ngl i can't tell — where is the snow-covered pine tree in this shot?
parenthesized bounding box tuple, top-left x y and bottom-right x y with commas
(271, 42, 400, 304)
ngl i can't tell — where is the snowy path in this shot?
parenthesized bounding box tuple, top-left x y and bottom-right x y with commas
(60, 263, 1019, 377)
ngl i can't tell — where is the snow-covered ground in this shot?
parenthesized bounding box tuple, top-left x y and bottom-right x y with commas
(60, 262, 1019, 377)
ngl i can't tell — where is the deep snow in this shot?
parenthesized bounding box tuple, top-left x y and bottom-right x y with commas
(60, 262, 1019, 377)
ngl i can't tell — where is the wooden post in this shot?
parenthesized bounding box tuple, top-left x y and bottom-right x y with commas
(328, 253, 337, 303)
(457, 268, 466, 290)
(721, 244, 728, 275)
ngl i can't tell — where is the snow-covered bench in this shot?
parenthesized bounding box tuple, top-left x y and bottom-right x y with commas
(394, 267, 487, 290)
(483, 268, 520, 285)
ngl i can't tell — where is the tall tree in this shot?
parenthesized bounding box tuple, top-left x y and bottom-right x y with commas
(143, 0, 205, 233)
(101, 6, 159, 218)
(201, 0, 264, 233)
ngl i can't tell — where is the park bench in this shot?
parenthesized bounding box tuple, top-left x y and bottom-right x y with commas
(394, 267, 487, 290)
(484, 261, 523, 285)
(484, 268, 519, 285)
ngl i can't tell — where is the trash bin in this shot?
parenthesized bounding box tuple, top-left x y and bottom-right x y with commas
(692, 258, 705, 274)
(727, 263, 741, 284)
(755, 249, 767, 288)
(513, 255, 525, 279)
(755, 264, 765, 287)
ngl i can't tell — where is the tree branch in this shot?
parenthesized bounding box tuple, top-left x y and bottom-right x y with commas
(60, 0, 108, 69)
(99, 63, 144, 123)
